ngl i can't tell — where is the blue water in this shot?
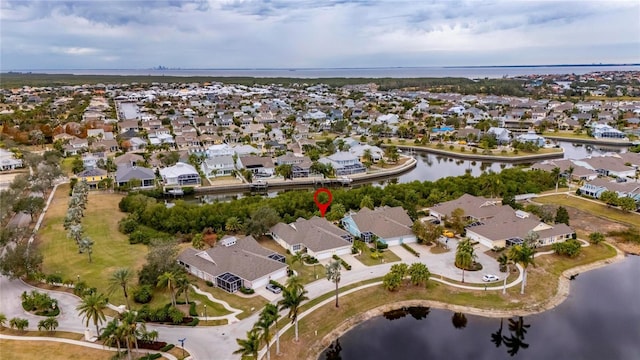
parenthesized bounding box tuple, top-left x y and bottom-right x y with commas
(432, 126, 455, 132)
(10, 65, 640, 79)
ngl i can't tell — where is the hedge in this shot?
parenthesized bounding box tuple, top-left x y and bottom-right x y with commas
(332, 254, 352, 270)
(401, 243, 420, 257)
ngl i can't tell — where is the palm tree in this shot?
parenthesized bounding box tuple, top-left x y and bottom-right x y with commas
(78, 236, 94, 263)
(455, 239, 475, 283)
(285, 275, 304, 295)
(326, 259, 342, 307)
(289, 252, 307, 271)
(262, 303, 281, 355)
(509, 244, 536, 294)
(234, 329, 261, 358)
(108, 268, 133, 310)
(451, 312, 468, 329)
(278, 284, 309, 342)
(37, 317, 58, 332)
(0, 313, 6, 328)
(120, 311, 142, 360)
(551, 166, 561, 192)
(257, 305, 277, 360)
(175, 273, 193, 304)
(76, 292, 107, 337)
(491, 318, 504, 348)
(225, 216, 242, 232)
(157, 271, 178, 307)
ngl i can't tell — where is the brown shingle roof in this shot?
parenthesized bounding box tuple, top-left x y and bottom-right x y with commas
(350, 206, 413, 239)
(270, 217, 351, 252)
(429, 194, 501, 220)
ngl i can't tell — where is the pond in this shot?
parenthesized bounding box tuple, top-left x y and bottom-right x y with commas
(321, 255, 640, 360)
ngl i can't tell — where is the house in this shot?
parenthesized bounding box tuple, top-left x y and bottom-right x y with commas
(177, 235, 288, 292)
(159, 162, 201, 186)
(579, 178, 640, 204)
(81, 152, 107, 170)
(201, 155, 235, 178)
(516, 132, 546, 147)
(0, 148, 23, 171)
(75, 168, 108, 189)
(574, 156, 636, 179)
(115, 166, 156, 188)
(114, 153, 145, 168)
(591, 124, 628, 140)
(119, 120, 139, 133)
(486, 127, 511, 144)
(428, 194, 501, 222)
(270, 217, 353, 260)
(206, 144, 235, 158)
(318, 152, 366, 176)
(465, 207, 574, 248)
(275, 153, 313, 178)
(238, 156, 275, 177)
(341, 206, 416, 246)
(349, 144, 384, 162)
(64, 138, 89, 156)
(92, 139, 119, 152)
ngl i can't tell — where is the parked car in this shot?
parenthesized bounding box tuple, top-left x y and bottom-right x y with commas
(266, 283, 282, 294)
(482, 274, 499, 282)
(443, 230, 455, 238)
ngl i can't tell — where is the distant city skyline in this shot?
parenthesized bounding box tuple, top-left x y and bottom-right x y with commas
(1, 0, 639, 71)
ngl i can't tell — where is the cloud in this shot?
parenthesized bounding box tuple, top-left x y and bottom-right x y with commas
(1, 0, 638, 70)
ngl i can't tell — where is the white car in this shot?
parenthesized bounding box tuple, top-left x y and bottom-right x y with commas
(482, 274, 499, 282)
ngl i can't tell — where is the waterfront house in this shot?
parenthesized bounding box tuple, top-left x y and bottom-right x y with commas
(487, 127, 511, 144)
(591, 124, 628, 140)
(115, 165, 156, 188)
(177, 235, 288, 292)
(159, 162, 201, 186)
(275, 153, 313, 178)
(318, 151, 366, 176)
(270, 217, 353, 260)
(341, 206, 416, 246)
(201, 155, 235, 178)
(516, 132, 546, 147)
(238, 155, 275, 177)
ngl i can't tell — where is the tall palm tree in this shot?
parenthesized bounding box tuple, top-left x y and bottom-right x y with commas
(234, 329, 261, 358)
(326, 260, 342, 307)
(157, 271, 178, 307)
(551, 166, 561, 192)
(455, 240, 475, 283)
(76, 292, 107, 337)
(263, 303, 281, 355)
(175, 273, 193, 304)
(108, 268, 133, 310)
(0, 313, 6, 327)
(225, 216, 242, 232)
(278, 285, 309, 342)
(120, 311, 142, 360)
(509, 244, 536, 294)
(256, 306, 276, 360)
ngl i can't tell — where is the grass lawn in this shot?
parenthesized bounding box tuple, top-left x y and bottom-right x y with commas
(0, 327, 83, 340)
(193, 278, 268, 320)
(0, 339, 113, 360)
(535, 195, 639, 227)
(274, 243, 617, 360)
(292, 263, 326, 284)
(429, 245, 450, 254)
(38, 184, 148, 306)
(354, 248, 401, 266)
(60, 158, 75, 177)
(541, 131, 593, 140)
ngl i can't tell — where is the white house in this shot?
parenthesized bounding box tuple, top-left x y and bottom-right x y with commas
(201, 155, 235, 178)
(0, 149, 23, 171)
(159, 162, 201, 186)
(270, 217, 353, 260)
(318, 152, 366, 176)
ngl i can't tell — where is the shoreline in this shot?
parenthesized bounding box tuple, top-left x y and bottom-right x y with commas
(543, 135, 632, 146)
(309, 243, 626, 360)
(389, 144, 564, 163)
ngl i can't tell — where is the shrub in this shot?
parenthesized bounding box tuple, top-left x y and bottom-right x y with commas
(73, 281, 88, 296)
(552, 239, 582, 258)
(205, 280, 214, 287)
(269, 280, 285, 289)
(436, 143, 445, 149)
(401, 243, 420, 257)
(187, 317, 199, 326)
(139, 354, 162, 360)
(159, 344, 175, 352)
(168, 306, 184, 324)
(21, 291, 59, 317)
(45, 274, 63, 285)
(375, 241, 388, 250)
(129, 230, 151, 245)
(189, 302, 197, 317)
(303, 256, 318, 264)
(449, 145, 455, 150)
(118, 217, 139, 234)
(133, 285, 153, 304)
(239, 287, 255, 295)
(472, 148, 478, 154)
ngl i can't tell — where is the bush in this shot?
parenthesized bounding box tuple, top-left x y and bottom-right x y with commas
(332, 255, 351, 270)
(133, 285, 153, 304)
(139, 354, 162, 360)
(205, 280, 214, 287)
(401, 243, 420, 257)
(303, 256, 319, 264)
(239, 287, 255, 295)
(159, 344, 175, 352)
(129, 230, 151, 245)
(552, 239, 582, 258)
(187, 317, 199, 326)
(189, 302, 197, 317)
(21, 290, 59, 317)
(45, 274, 63, 285)
(168, 306, 184, 324)
(269, 280, 285, 289)
(118, 217, 139, 234)
(375, 241, 388, 250)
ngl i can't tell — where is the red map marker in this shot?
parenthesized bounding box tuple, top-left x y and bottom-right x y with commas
(313, 188, 333, 217)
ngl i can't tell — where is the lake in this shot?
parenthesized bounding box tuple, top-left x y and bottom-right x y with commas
(320, 256, 640, 360)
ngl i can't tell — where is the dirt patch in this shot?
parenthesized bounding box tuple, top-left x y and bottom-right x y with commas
(562, 206, 640, 254)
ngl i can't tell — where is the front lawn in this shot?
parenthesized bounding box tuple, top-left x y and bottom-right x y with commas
(535, 194, 639, 227)
(0, 339, 113, 360)
(354, 248, 401, 266)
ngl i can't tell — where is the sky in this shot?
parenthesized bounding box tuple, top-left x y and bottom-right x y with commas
(1, 0, 639, 70)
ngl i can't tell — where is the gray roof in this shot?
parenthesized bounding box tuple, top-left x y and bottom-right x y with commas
(114, 153, 144, 167)
(240, 155, 274, 168)
(77, 168, 107, 177)
(468, 207, 574, 242)
(115, 166, 155, 182)
(270, 216, 351, 252)
(350, 206, 413, 239)
(177, 235, 287, 282)
(429, 194, 502, 220)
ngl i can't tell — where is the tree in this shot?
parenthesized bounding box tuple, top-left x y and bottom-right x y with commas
(448, 208, 466, 234)
(78, 236, 94, 263)
(12, 196, 45, 221)
(72, 157, 85, 174)
(138, 240, 181, 286)
(325, 203, 346, 222)
(191, 233, 205, 250)
(244, 207, 280, 237)
(67, 223, 84, 244)
(523, 231, 540, 248)
(278, 281, 308, 342)
(234, 329, 261, 358)
(0, 241, 43, 279)
(382, 271, 402, 291)
(600, 190, 619, 206)
(119, 311, 143, 360)
(9, 317, 29, 332)
(38, 317, 59, 333)
(326, 259, 342, 307)
(77, 292, 107, 337)
(0, 313, 6, 328)
(108, 268, 133, 310)
(225, 216, 242, 232)
(618, 196, 638, 212)
(157, 271, 178, 307)
(359, 195, 374, 210)
(175, 273, 193, 304)
(256, 305, 276, 360)
(384, 145, 399, 163)
(552, 239, 582, 258)
(554, 206, 570, 225)
(412, 220, 442, 245)
(588, 232, 605, 245)
(509, 244, 536, 295)
(408, 263, 431, 287)
(455, 239, 475, 283)
(275, 164, 293, 180)
(451, 312, 468, 329)
(551, 167, 561, 192)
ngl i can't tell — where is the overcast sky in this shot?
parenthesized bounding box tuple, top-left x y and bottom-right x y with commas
(1, 0, 639, 70)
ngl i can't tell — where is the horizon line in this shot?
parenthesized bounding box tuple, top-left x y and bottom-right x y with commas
(3, 63, 640, 72)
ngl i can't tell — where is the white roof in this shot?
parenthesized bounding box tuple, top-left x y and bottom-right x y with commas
(160, 162, 199, 177)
